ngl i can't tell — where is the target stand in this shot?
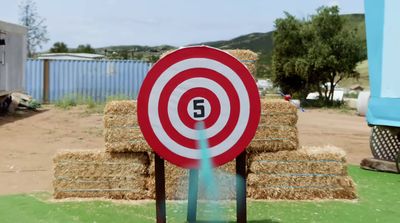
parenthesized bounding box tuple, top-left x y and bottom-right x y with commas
(154, 152, 247, 223)
(137, 46, 260, 223)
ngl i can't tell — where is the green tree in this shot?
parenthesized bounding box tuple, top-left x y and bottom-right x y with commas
(49, 42, 68, 53)
(74, 44, 96, 54)
(271, 13, 309, 98)
(19, 0, 49, 57)
(271, 6, 365, 105)
(309, 6, 365, 104)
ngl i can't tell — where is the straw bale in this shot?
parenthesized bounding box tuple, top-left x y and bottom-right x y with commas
(247, 175, 354, 188)
(103, 100, 151, 153)
(104, 100, 137, 115)
(225, 49, 258, 76)
(246, 99, 299, 152)
(247, 184, 357, 200)
(259, 113, 298, 126)
(248, 126, 298, 152)
(104, 114, 137, 128)
(104, 128, 143, 142)
(248, 146, 346, 174)
(148, 153, 237, 200)
(161, 49, 258, 76)
(53, 151, 150, 199)
(259, 99, 298, 126)
(246, 146, 356, 200)
(261, 99, 298, 114)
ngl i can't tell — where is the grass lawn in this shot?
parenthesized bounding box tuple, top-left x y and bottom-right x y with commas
(0, 166, 399, 223)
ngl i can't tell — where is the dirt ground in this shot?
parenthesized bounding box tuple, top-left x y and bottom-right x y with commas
(0, 106, 372, 195)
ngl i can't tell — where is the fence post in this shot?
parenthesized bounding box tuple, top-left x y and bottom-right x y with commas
(43, 59, 50, 103)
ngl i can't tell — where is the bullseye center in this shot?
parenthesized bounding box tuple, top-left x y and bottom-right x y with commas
(187, 97, 211, 121)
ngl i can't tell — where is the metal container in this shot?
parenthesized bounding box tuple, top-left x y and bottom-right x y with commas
(365, 0, 400, 127)
(0, 20, 27, 96)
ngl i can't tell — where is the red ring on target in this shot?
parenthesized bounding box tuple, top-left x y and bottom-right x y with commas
(137, 46, 260, 169)
(178, 88, 220, 129)
(158, 68, 240, 149)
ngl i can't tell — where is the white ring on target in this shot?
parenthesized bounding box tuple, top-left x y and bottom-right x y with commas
(167, 77, 230, 140)
(148, 58, 250, 159)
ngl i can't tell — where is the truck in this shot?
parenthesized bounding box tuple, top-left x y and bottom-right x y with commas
(0, 20, 27, 112)
(363, 0, 400, 172)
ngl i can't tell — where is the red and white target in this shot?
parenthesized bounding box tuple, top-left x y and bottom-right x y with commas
(137, 46, 260, 169)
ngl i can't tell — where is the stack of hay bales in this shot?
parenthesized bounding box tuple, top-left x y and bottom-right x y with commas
(53, 101, 151, 199)
(247, 99, 357, 200)
(53, 99, 356, 201)
(248, 99, 299, 152)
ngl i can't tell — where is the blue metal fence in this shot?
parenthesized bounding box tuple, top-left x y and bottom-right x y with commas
(25, 59, 151, 102)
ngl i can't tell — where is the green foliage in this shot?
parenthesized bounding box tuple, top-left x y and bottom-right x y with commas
(18, 0, 49, 57)
(74, 44, 96, 54)
(54, 95, 79, 109)
(49, 42, 68, 53)
(1, 166, 399, 222)
(272, 7, 365, 105)
(27, 100, 41, 109)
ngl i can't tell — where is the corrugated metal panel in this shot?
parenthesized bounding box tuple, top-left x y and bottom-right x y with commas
(25, 59, 151, 102)
(24, 59, 43, 101)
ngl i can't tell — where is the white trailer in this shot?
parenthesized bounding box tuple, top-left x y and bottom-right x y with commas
(0, 20, 27, 95)
(0, 20, 27, 111)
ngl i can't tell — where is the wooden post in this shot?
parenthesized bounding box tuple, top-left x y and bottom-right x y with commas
(187, 169, 199, 223)
(236, 151, 247, 223)
(155, 154, 166, 223)
(43, 59, 50, 103)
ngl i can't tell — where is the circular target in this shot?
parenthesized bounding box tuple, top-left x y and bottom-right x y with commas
(137, 46, 260, 168)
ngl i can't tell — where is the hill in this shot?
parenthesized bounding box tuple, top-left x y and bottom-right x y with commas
(96, 14, 366, 78)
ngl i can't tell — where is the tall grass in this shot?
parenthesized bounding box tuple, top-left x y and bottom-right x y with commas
(55, 94, 132, 113)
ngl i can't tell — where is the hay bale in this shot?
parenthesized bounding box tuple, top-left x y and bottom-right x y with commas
(248, 146, 346, 174)
(248, 126, 299, 152)
(247, 184, 357, 200)
(104, 114, 137, 128)
(247, 99, 299, 152)
(161, 48, 258, 76)
(247, 146, 357, 200)
(53, 151, 150, 200)
(225, 49, 258, 76)
(261, 99, 298, 114)
(104, 100, 137, 115)
(147, 153, 237, 200)
(104, 100, 151, 153)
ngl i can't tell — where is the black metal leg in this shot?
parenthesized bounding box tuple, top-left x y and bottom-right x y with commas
(155, 154, 166, 223)
(236, 151, 247, 223)
(187, 169, 199, 223)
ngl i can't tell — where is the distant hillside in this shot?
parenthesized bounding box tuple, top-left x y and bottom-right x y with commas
(196, 32, 274, 54)
(197, 14, 366, 78)
(96, 14, 366, 78)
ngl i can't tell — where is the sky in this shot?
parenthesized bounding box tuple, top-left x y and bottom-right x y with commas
(0, 0, 364, 50)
